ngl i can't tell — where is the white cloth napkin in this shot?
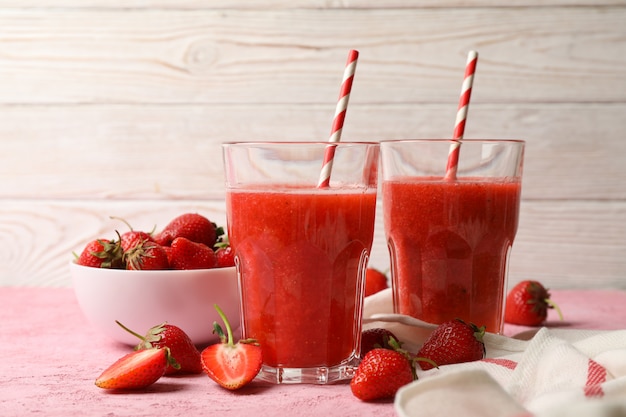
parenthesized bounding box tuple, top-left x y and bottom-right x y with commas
(362, 289, 626, 417)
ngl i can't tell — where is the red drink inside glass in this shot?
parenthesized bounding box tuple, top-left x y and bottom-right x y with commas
(383, 176, 521, 333)
(227, 186, 376, 369)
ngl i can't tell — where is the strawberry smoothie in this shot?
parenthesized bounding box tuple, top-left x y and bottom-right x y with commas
(384, 177, 521, 333)
(227, 186, 377, 376)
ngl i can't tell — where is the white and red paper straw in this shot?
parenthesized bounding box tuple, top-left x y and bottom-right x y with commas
(445, 50, 478, 180)
(317, 49, 359, 188)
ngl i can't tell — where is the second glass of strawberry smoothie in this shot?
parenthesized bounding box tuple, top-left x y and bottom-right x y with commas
(223, 141, 379, 384)
(381, 139, 524, 334)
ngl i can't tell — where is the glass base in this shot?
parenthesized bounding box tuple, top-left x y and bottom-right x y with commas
(255, 356, 360, 384)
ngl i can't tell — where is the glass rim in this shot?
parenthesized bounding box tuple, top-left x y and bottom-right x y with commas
(222, 141, 380, 147)
(380, 139, 525, 145)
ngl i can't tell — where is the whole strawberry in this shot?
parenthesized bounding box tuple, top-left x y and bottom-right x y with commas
(505, 280, 563, 326)
(201, 305, 262, 390)
(417, 319, 486, 370)
(76, 236, 124, 269)
(162, 245, 174, 265)
(365, 268, 388, 297)
(120, 230, 155, 253)
(170, 237, 217, 270)
(95, 347, 177, 390)
(117, 321, 202, 375)
(350, 346, 416, 401)
(124, 241, 170, 270)
(215, 245, 235, 268)
(361, 328, 399, 356)
(155, 213, 217, 248)
(110, 216, 156, 252)
(214, 231, 235, 268)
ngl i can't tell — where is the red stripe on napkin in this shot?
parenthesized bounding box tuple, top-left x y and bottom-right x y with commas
(584, 359, 606, 397)
(481, 358, 518, 370)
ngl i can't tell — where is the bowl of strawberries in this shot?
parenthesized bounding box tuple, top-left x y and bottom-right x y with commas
(70, 213, 239, 346)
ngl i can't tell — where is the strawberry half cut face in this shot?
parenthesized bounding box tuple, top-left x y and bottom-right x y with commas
(200, 304, 263, 390)
(201, 342, 263, 390)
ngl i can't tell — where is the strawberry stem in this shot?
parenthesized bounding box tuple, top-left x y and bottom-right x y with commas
(115, 321, 180, 370)
(545, 298, 564, 321)
(116, 320, 147, 341)
(214, 304, 234, 346)
(110, 216, 157, 235)
(386, 337, 426, 379)
(414, 356, 439, 370)
(110, 216, 135, 231)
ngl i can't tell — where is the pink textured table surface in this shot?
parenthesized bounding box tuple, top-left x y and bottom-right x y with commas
(1, 287, 625, 417)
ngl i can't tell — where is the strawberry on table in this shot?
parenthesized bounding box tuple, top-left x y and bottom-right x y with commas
(417, 319, 486, 370)
(117, 321, 202, 375)
(350, 343, 416, 401)
(169, 237, 217, 270)
(360, 328, 399, 356)
(75, 237, 124, 269)
(201, 305, 262, 390)
(505, 280, 563, 326)
(155, 213, 217, 248)
(95, 347, 177, 390)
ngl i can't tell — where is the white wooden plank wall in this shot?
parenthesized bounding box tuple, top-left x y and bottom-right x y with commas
(1, 1, 625, 289)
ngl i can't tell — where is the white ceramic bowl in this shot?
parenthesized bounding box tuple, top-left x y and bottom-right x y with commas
(70, 262, 240, 346)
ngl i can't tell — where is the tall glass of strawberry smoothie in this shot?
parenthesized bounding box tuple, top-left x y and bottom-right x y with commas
(381, 139, 524, 334)
(222, 142, 379, 384)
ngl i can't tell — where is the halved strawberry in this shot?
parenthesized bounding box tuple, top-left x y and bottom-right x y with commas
(95, 347, 177, 390)
(200, 305, 262, 390)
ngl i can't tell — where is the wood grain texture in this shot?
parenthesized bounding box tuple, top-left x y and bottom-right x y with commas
(0, 104, 624, 200)
(508, 201, 626, 290)
(0, 3, 624, 288)
(0, 8, 624, 104)
(0, 1, 624, 8)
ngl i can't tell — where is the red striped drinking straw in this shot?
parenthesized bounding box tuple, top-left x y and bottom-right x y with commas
(317, 49, 359, 188)
(444, 50, 478, 180)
